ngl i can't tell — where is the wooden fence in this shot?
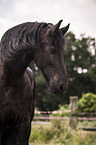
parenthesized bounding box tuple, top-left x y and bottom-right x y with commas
(70, 96, 96, 131)
(33, 96, 96, 131)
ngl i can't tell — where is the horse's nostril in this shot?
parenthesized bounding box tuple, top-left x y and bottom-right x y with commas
(59, 84, 64, 91)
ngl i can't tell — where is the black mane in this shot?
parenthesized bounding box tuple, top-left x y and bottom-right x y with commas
(0, 22, 48, 62)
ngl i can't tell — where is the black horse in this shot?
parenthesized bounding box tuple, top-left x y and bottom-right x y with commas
(0, 20, 69, 145)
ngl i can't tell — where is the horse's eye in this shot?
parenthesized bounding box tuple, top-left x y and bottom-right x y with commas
(50, 47, 56, 55)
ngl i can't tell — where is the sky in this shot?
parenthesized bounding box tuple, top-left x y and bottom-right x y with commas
(0, 0, 96, 40)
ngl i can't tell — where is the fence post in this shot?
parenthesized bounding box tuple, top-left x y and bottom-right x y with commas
(69, 96, 78, 129)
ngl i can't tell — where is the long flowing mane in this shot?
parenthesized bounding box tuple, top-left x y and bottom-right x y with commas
(0, 22, 48, 62)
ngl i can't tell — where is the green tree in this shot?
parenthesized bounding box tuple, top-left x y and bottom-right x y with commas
(65, 32, 96, 99)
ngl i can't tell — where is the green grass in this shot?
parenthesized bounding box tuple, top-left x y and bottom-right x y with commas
(29, 120, 96, 145)
(78, 120, 96, 128)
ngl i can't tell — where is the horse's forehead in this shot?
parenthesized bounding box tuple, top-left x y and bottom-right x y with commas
(40, 27, 66, 52)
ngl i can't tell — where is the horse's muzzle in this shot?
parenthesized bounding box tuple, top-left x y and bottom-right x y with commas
(48, 79, 68, 94)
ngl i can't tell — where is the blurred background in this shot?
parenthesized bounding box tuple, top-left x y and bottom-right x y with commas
(0, 0, 96, 111)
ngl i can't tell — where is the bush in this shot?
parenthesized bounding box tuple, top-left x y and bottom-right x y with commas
(78, 93, 96, 112)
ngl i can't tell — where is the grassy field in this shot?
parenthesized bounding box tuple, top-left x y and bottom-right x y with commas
(29, 119, 96, 145)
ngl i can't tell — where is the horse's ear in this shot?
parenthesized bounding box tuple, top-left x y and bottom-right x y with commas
(60, 23, 70, 35)
(52, 20, 63, 36)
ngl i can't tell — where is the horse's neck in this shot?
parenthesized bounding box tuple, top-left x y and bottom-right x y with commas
(3, 47, 34, 85)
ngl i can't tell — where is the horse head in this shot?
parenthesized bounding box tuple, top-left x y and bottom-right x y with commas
(34, 20, 70, 94)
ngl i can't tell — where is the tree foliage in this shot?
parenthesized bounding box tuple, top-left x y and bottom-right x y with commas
(65, 32, 96, 98)
(78, 93, 96, 112)
(30, 32, 96, 110)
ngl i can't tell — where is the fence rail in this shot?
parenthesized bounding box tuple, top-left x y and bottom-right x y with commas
(33, 116, 96, 121)
(34, 116, 70, 120)
(34, 116, 69, 120)
(72, 112, 96, 117)
(79, 127, 96, 131)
